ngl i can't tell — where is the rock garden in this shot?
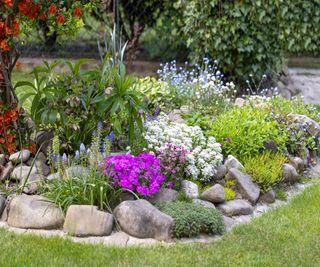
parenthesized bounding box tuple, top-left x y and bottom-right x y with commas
(1, 0, 320, 251)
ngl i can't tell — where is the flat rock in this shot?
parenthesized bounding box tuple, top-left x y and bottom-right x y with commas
(113, 199, 173, 241)
(181, 180, 199, 199)
(218, 199, 253, 216)
(147, 189, 178, 204)
(0, 162, 13, 181)
(192, 199, 215, 209)
(224, 155, 244, 171)
(127, 236, 160, 246)
(227, 168, 260, 204)
(103, 232, 129, 246)
(282, 163, 299, 183)
(64, 205, 113, 237)
(201, 184, 225, 203)
(7, 195, 64, 229)
(9, 150, 30, 163)
(11, 165, 37, 181)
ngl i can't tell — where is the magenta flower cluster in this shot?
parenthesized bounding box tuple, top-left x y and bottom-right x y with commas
(102, 153, 164, 196)
(156, 143, 188, 189)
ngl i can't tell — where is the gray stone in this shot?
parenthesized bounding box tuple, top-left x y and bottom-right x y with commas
(0, 162, 13, 181)
(264, 140, 278, 153)
(168, 109, 185, 123)
(181, 180, 199, 199)
(223, 216, 235, 232)
(0, 154, 6, 166)
(35, 160, 50, 176)
(288, 156, 304, 172)
(218, 200, 253, 216)
(213, 164, 227, 181)
(9, 150, 31, 163)
(192, 199, 215, 209)
(21, 174, 43, 194)
(227, 168, 260, 204)
(7, 195, 64, 229)
(224, 155, 244, 171)
(63, 205, 113, 237)
(11, 165, 37, 181)
(287, 114, 320, 136)
(282, 163, 299, 183)
(47, 172, 61, 181)
(260, 189, 276, 203)
(147, 189, 178, 204)
(201, 184, 225, 203)
(36, 130, 54, 155)
(0, 195, 5, 217)
(113, 199, 173, 241)
(35, 152, 47, 163)
(65, 166, 90, 178)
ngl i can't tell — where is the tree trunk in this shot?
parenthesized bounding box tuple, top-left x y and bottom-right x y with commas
(0, 51, 17, 106)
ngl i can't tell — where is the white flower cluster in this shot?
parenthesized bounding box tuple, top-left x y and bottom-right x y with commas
(144, 113, 223, 181)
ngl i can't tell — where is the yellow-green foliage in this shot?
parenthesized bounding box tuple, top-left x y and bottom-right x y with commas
(209, 107, 288, 160)
(243, 152, 286, 192)
(224, 187, 235, 201)
(136, 77, 180, 112)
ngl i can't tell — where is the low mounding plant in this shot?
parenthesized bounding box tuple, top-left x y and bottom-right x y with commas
(156, 143, 188, 189)
(243, 152, 286, 192)
(209, 107, 287, 160)
(144, 113, 223, 181)
(157, 201, 225, 238)
(102, 153, 164, 197)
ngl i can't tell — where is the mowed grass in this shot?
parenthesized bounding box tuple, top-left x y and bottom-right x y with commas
(0, 181, 320, 267)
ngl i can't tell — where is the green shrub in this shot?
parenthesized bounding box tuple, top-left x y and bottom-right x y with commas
(224, 187, 235, 201)
(209, 107, 287, 160)
(157, 201, 225, 238)
(168, 0, 320, 85)
(243, 152, 286, 192)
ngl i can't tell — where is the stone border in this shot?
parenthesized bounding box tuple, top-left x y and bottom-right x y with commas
(0, 182, 312, 247)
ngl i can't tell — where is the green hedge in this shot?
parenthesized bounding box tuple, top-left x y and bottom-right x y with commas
(169, 0, 320, 85)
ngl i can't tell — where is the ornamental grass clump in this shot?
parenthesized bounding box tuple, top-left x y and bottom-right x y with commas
(157, 201, 225, 238)
(156, 143, 188, 189)
(102, 153, 164, 197)
(144, 113, 223, 182)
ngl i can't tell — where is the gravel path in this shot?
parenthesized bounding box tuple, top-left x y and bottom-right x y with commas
(289, 68, 320, 104)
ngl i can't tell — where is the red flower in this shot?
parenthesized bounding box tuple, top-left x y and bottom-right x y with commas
(73, 7, 82, 18)
(56, 14, 65, 25)
(48, 5, 57, 15)
(0, 40, 10, 51)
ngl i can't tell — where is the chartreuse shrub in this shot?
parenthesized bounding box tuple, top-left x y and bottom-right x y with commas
(243, 152, 286, 192)
(209, 107, 287, 160)
(157, 201, 225, 238)
(169, 0, 320, 85)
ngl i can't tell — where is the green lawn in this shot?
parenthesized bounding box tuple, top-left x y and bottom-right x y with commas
(1, 181, 320, 267)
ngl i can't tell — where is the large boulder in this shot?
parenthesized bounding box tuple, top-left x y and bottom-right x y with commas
(63, 205, 113, 237)
(11, 165, 37, 181)
(113, 199, 173, 241)
(287, 114, 320, 136)
(227, 168, 260, 204)
(181, 180, 199, 199)
(201, 184, 225, 203)
(7, 195, 64, 229)
(288, 156, 304, 172)
(218, 200, 253, 216)
(212, 164, 227, 181)
(21, 174, 43, 194)
(282, 163, 299, 183)
(224, 155, 244, 171)
(192, 199, 215, 209)
(147, 189, 178, 204)
(9, 150, 30, 163)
